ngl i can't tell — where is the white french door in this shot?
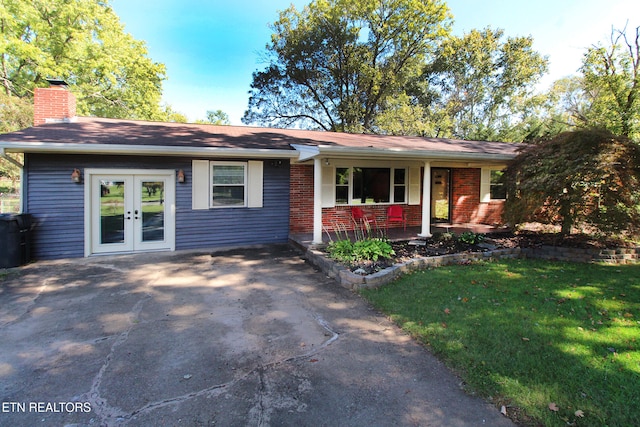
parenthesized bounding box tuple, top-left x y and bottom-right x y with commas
(87, 170, 175, 255)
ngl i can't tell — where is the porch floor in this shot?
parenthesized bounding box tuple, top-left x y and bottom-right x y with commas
(289, 223, 510, 249)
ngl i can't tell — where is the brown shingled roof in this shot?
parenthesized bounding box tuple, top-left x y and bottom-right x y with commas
(0, 116, 521, 157)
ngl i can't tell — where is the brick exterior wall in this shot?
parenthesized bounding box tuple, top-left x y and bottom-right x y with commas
(451, 168, 481, 223)
(290, 165, 505, 234)
(473, 200, 505, 224)
(34, 86, 76, 126)
(451, 168, 504, 225)
(321, 204, 423, 232)
(289, 164, 315, 233)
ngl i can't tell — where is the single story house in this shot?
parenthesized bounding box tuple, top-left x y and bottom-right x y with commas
(0, 82, 518, 260)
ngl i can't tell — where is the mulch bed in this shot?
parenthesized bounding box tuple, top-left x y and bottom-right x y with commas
(348, 231, 635, 275)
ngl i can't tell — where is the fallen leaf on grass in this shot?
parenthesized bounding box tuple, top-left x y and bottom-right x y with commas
(575, 409, 585, 418)
(548, 403, 559, 412)
(521, 337, 530, 342)
(444, 308, 451, 314)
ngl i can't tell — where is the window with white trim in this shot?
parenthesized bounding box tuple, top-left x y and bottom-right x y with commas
(393, 168, 407, 203)
(335, 167, 407, 205)
(336, 167, 350, 204)
(490, 170, 506, 200)
(211, 162, 247, 207)
(480, 167, 506, 202)
(191, 160, 263, 210)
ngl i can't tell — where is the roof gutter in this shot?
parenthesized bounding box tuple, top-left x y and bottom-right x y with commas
(0, 147, 24, 168)
(0, 141, 298, 159)
(291, 144, 517, 162)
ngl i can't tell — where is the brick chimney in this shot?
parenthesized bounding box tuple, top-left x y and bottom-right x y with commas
(33, 79, 77, 126)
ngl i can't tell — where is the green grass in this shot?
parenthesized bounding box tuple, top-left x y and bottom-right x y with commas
(360, 259, 640, 426)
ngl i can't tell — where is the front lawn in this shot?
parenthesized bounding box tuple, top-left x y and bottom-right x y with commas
(360, 259, 640, 426)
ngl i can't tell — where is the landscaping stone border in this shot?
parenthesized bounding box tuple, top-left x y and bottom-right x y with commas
(291, 240, 639, 291)
(524, 245, 640, 264)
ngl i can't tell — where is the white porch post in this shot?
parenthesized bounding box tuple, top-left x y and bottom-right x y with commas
(312, 158, 324, 244)
(418, 161, 432, 237)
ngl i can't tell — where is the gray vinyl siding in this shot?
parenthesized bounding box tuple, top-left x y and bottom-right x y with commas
(175, 160, 290, 250)
(25, 154, 290, 260)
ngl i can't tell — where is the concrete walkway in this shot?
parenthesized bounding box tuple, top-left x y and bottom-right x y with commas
(0, 245, 513, 426)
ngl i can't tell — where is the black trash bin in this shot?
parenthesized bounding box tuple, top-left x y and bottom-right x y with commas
(0, 213, 33, 268)
(16, 213, 33, 265)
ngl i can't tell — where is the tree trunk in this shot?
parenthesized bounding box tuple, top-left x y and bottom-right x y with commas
(559, 198, 573, 235)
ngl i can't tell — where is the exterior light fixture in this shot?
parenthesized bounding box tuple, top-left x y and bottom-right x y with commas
(177, 169, 185, 183)
(71, 168, 82, 183)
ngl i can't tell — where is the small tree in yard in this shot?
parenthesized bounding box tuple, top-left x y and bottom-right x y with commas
(504, 129, 640, 238)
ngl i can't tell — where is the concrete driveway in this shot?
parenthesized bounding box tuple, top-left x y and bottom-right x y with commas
(1, 245, 512, 426)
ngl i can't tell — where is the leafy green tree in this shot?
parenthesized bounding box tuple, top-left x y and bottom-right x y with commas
(196, 109, 230, 125)
(497, 78, 583, 142)
(420, 27, 548, 141)
(580, 25, 640, 140)
(243, 0, 452, 132)
(0, 91, 31, 133)
(504, 130, 640, 237)
(160, 105, 188, 123)
(538, 77, 590, 131)
(0, 0, 168, 127)
(0, 92, 27, 191)
(372, 93, 434, 136)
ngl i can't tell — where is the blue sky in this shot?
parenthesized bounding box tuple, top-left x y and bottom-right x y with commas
(110, 0, 639, 125)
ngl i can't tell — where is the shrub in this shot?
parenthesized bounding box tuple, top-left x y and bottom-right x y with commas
(327, 238, 395, 264)
(352, 238, 395, 262)
(457, 231, 485, 245)
(327, 239, 355, 263)
(504, 129, 640, 237)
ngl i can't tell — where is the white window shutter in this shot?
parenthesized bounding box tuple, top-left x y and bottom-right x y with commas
(408, 166, 421, 205)
(192, 160, 210, 210)
(321, 166, 335, 208)
(480, 168, 491, 203)
(247, 161, 263, 208)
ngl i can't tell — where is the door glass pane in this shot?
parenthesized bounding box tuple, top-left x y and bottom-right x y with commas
(431, 169, 450, 222)
(100, 180, 125, 244)
(141, 181, 165, 242)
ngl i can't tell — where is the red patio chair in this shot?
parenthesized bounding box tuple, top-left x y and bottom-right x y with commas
(351, 207, 377, 232)
(386, 205, 407, 231)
